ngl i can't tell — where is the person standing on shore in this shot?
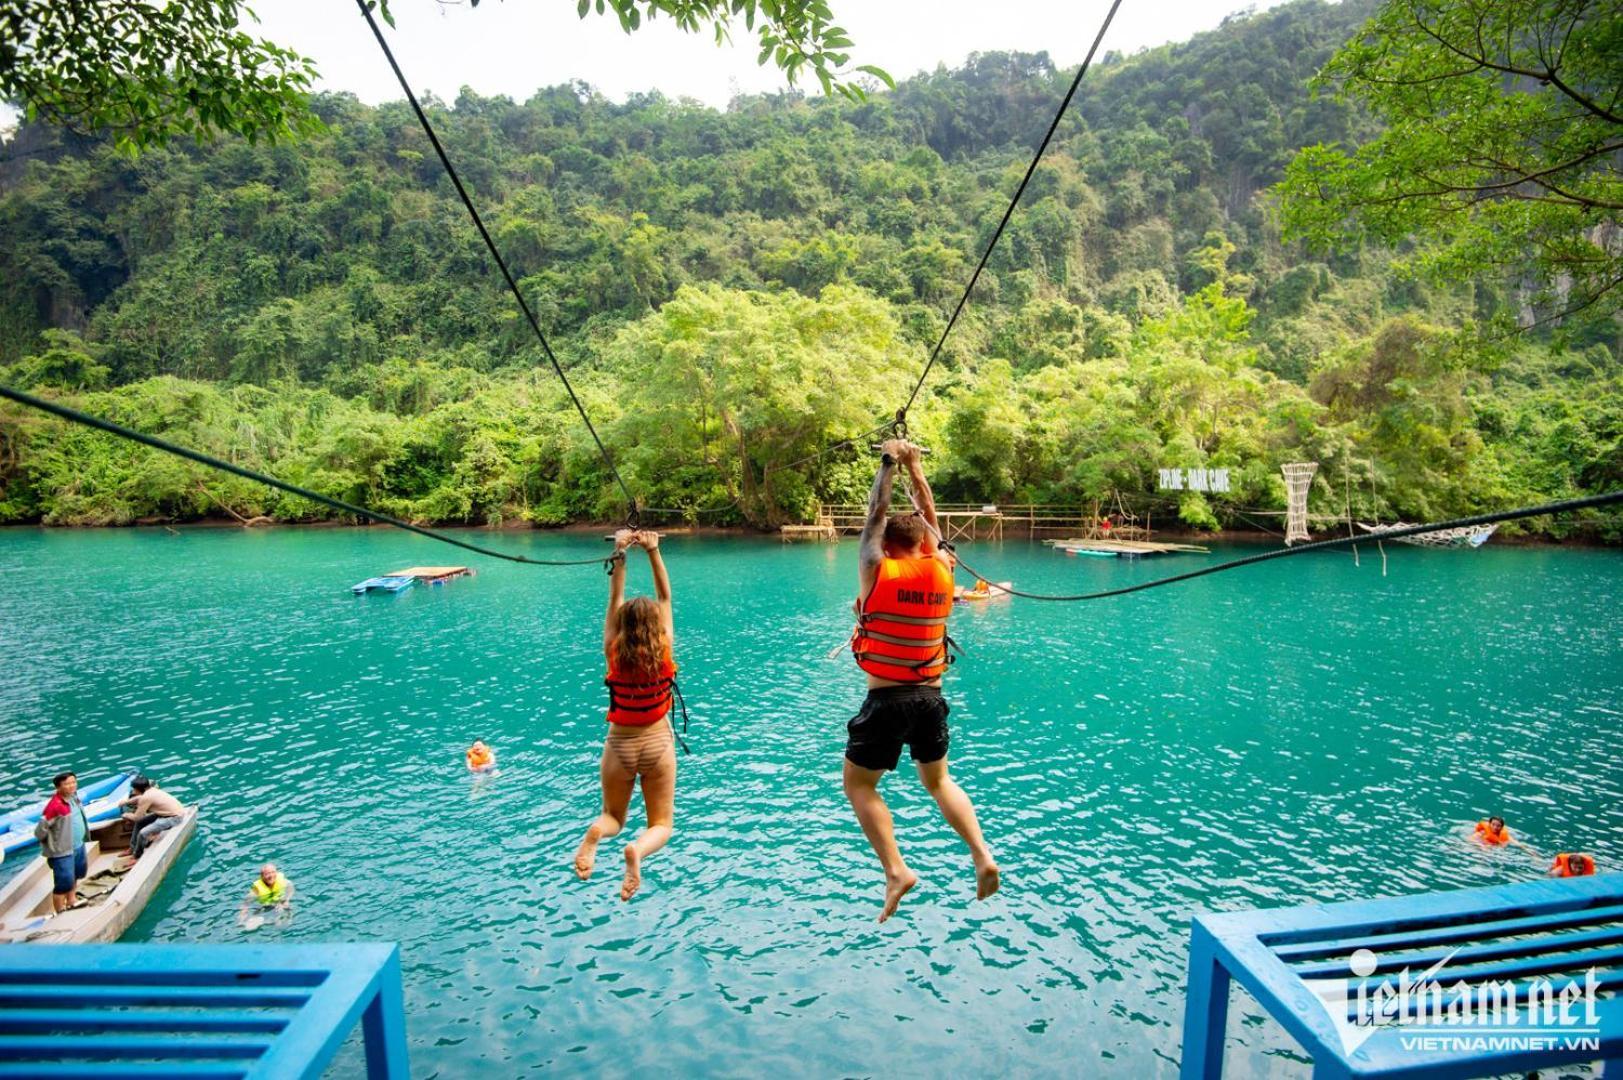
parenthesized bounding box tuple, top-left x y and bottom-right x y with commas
(34, 771, 89, 914)
(844, 439, 999, 922)
(573, 529, 678, 902)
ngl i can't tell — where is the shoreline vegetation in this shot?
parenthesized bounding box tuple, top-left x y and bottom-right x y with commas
(1, 1, 1618, 543)
(0, 517, 1605, 549)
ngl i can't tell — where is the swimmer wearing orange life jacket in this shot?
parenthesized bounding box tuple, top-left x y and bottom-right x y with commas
(572, 529, 677, 903)
(1474, 816, 1512, 846)
(465, 741, 496, 772)
(1550, 852, 1596, 877)
(843, 438, 999, 923)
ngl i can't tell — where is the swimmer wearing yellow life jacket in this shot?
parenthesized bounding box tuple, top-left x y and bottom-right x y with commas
(238, 862, 294, 928)
(843, 437, 999, 924)
(572, 529, 678, 904)
(1551, 852, 1597, 877)
(1474, 816, 1512, 846)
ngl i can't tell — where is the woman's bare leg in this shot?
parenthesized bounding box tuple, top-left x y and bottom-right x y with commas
(916, 757, 1000, 900)
(843, 759, 917, 922)
(576, 742, 635, 880)
(622, 732, 677, 901)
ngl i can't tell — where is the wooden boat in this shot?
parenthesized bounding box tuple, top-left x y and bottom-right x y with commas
(0, 806, 197, 944)
(351, 574, 416, 595)
(955, 581, 1012, 602)
(0, 772, 135, 857)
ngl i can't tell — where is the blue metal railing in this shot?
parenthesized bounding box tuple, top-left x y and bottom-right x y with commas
(0, 943, 407, 1079)
(1181, 873, 1623, 1078)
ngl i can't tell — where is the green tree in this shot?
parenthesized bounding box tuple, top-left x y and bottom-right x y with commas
(1278, 0, 1623, 325)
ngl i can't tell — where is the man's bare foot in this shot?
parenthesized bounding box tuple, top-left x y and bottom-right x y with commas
(620, 845, 642, 902)
(879, 867, 918, 923)
(975, 856, 1001, 901)
(574, 831, 600, 880)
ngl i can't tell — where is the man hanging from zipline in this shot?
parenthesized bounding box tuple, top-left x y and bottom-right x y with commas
(843, 438, 1000, 922)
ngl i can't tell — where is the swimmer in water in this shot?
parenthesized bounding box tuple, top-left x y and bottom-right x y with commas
(239, 863, 294, 929)
(466, 740, 496, 773)
(1473, 816, 1513, 846)
(1550, 852, 1597, 877)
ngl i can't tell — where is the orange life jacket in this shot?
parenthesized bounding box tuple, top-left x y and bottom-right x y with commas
(605, 651, 677, 726)
(1475, 820, 1511, 846)
(1552, 852, 1595, 877)
(466, 746, 493, 769)
(853, 555, 955, 683)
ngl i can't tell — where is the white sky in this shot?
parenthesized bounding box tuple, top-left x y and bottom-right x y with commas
(0, 1, 1307, 138)
(246, 0, 1297, 110)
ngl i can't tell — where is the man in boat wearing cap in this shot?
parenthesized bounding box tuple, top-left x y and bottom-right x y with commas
(842, 438, 1000, 922)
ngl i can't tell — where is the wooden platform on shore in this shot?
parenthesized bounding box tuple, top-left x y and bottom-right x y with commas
(387, 566, 475, 583)
(1046, 539, 1209, 556)
(779, 523, 837, 542)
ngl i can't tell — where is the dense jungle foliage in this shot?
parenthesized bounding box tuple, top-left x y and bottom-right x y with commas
(1, 0, 1618, 536)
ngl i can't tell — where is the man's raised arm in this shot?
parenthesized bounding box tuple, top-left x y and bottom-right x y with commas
(859, 441, 903, 572)
(902, 444, 939, 556)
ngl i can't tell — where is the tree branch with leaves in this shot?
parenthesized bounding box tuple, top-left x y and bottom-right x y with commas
(1277, 0, 1623, 329)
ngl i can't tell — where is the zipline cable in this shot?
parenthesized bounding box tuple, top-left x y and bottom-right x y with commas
(356, 0, 639, 525)
(898, 0, 1124, 419)
(0, 385, 614, 568)
(932, 490, 1623, 602)
(785, 0, 1125, 479)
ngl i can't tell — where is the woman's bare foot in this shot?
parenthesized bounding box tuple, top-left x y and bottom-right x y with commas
(975, 855, 1001, 901)
(574, 831, 600, 880)
(879, 867, 918, 923)
(620, 845, 642, 901)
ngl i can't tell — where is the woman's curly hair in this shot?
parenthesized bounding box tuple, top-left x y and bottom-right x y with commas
(613, 595, 668, 677)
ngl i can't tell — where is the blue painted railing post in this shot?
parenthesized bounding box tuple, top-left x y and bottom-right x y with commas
(363, 945, 411, 1079)
(1180, 917, 1231, 1080)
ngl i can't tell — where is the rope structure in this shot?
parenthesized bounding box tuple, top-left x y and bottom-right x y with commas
(0, 385, 614, 568)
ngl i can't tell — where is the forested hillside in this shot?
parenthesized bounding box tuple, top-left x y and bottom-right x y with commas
(1, 0, 1617, 536)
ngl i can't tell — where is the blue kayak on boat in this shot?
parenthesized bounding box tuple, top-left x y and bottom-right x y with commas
(0, 771, 136, 857)
(351, 575, 415, 595)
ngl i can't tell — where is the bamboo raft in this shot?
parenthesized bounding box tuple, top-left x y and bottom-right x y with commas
(387, 566, 475, 583)
(1046, 538, 1210, 557)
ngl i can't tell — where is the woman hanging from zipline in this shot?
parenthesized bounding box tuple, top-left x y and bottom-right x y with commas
(574, 529, 677, 901)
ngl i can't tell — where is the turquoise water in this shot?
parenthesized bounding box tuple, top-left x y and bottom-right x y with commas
(1, 527, 1619, 1076)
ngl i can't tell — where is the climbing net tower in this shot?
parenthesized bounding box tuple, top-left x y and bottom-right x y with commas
(1281, 462, 1318, 546)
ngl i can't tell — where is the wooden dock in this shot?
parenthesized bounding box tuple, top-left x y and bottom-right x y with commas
(779, 523, 837, 542)
(1045, 539, 1209, 557)
(387, 566, 475, 583)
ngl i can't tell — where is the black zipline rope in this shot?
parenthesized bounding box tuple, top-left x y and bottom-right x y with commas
(786, 0, 1125, 478)
(0, 385, 613, 568)
(356, 0, 639, 525)
(937, 490, 1623, 602)
(899, 0, 1124, 419)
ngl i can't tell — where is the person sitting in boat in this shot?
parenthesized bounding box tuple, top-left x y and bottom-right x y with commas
(465, 741, 496, 773)
(119, 776, 184, 865)
(1474, 816, 1513, 846)
(240, 863, 294, 920)
(573, 529, 677, 902)
(33, 771, 89, 915)
(1550, 852, 1596, 877)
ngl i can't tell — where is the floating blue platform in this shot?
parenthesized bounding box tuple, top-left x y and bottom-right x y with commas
(1182, 872, 1623, 1078)
(0, 942, 408, 1078)
(350, 576, 415, 596)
